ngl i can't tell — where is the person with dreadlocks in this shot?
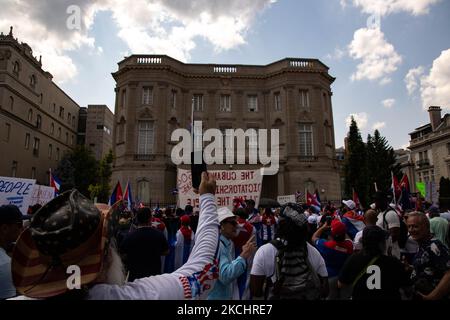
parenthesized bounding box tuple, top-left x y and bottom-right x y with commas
(250, 203, 328, 300)
(174, 215, 195, 270)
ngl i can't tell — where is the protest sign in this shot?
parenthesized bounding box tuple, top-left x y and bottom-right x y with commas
(0, 176, 36, 215)
(177, 169, 262, 209)
(277, 195, 296, 205)
(31, 185, 55, 207)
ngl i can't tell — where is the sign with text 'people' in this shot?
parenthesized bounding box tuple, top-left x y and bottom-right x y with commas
(177, 169, 262, 209)
(0, 176, 36, 215)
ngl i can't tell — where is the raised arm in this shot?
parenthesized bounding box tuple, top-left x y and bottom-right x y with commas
(89, 172, 219, 300)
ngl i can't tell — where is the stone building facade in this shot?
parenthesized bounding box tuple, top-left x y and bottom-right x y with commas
(84, 105, 113, 161)
(111, 55, 341, 204)
(0, 28, 79, 184)
(409, 106, 450, 190)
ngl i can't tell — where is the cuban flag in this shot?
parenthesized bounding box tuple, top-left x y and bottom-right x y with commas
(123, 181, 133, 210)
(49, 168, 61, 196)
(341, 212, 365, 240)
(108, 181, 123, 206)
(306, 191, 320, 207)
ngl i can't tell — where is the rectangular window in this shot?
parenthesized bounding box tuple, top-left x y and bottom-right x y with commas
(4, 123, 10, 141)
(274, 93, 281, 111)
(171, 90, 177, 109)
(122, 90, 126, 108)
(137, 121, 154, 155)
(299, 89, 310, 107)
(11, 161, 17, 177)
(142, 87, 153, 105)
(33, 138, 40, 157)
(25, 133, 30, 149)
(59, 106, 64, 118)
(220, 95, 232, 112)
(299, 124, 313, 156)
(56, 148, 60, 161)
(247, 95, 258, 112)
(48, 144, 52, 159)
(193, 94, 204, 112)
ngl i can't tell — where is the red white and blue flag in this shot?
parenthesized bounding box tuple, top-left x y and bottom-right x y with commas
(306, 191, 320, 207)
(123, 181, 133, 210)
(49, 168, 61, 196)
(108, 181, 123, 206)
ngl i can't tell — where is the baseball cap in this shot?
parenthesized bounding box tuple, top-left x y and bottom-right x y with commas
(218, 207, 236, 224)
(342, 200, 356, 210)
(331, 220, 347, 237)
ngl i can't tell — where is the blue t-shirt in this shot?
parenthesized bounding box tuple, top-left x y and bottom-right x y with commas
(0, 247, 16, 299)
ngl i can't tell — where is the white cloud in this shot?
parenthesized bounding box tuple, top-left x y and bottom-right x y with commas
(382, 98, 395, 108)
(348, 28, 402, 84)
(326, 47, 346, 60)
(0, 0, 276, 83)
(340, 0, 441, 16)
(346, 112, 368, 129)
(372, 121, 386, 130)
(420, 48, 450, 110)
(405, 66, 425, 95)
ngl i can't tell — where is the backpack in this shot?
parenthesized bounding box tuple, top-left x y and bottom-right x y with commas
(268, 240, 321, 300)
(383, 209, 408, 249)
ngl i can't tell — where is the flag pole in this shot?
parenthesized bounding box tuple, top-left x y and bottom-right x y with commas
(391, 171, 397, 204)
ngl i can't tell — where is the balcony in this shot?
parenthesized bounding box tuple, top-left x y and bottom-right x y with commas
(134, 154, 155, 161)
(417, 159, 430, 167)
(299, 156, 318, 162)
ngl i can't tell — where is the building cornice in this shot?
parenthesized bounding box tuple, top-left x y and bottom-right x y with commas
(409, 130, 450, 150)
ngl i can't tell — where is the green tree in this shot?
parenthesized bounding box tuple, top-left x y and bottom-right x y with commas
(366, 130, 401, 196)
(55, 145, 98, 197)
(344, 117, 369, 206)
(88, 150, 114, 202)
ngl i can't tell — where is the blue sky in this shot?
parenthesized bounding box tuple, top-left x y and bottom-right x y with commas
(1, 0, 449, 149)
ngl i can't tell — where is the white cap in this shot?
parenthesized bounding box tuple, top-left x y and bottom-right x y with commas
(342, 200, 356, 210)
(218, 207, 236, 223)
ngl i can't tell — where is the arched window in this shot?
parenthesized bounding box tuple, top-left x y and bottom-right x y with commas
(30, 75, 36, 88)
(40, 93, 43, 104)
(36, 115, 42, 129)
(72, 116, 76, 127)
(28, 109, 33, 122)
(304, 179, 316, 193)
(137, 179, 150, 204)
(9, 96, 14, 110)
(68, 112, 71, 123)
(50, 123, 54, 135)
(13, 61, 20, 75)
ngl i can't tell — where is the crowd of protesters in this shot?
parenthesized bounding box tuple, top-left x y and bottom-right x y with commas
(0, 174, 449, 300)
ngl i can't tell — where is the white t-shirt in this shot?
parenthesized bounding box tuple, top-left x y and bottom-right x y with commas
(250, 242, 328, 289)
(376, 210, 401, 259)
